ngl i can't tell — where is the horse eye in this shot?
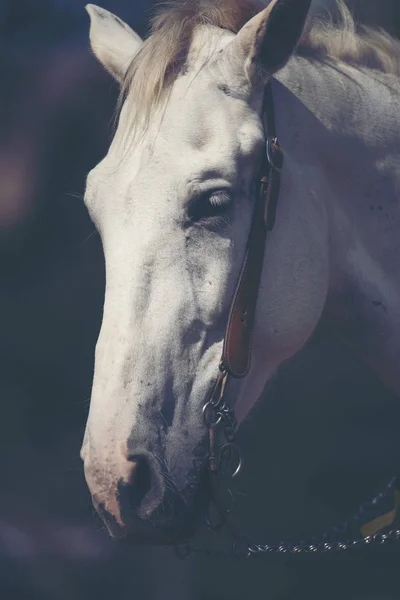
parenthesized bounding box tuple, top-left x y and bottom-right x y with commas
(187, 189, 232, 223)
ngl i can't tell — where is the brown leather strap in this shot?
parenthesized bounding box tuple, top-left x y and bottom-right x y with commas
(221, 83, 283, 378)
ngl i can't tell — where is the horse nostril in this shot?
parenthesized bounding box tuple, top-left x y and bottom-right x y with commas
(126, 455, 153, 511)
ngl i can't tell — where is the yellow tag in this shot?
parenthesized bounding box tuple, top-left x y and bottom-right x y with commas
(361, 490, 400, 538)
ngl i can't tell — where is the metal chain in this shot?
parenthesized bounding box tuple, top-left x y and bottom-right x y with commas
(245, 527, 400, 558)
(247, 477, 400, 556)
(245, 476, 400, 557)
(178, 477, 400, 560)
(174, 369, 400, 560)
(181, 527, 400, 560)
(175, 370, 400, 560)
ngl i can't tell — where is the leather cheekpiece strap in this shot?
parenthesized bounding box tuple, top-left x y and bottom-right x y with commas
(221, 83, 284, 378)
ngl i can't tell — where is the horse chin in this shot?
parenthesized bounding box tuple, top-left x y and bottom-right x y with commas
(106, 506, 208, 547)
(113, 520, 198, 547)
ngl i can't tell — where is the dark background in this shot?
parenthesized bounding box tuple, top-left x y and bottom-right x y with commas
(1, 1, 400, 599)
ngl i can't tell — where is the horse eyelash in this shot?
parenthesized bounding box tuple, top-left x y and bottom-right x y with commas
(187, 189, 233, 225)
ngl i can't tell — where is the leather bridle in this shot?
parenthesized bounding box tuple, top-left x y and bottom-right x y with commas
(203, 82, 283, 478)
(220, 83, 283, 379)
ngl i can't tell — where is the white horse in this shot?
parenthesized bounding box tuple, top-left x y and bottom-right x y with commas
(81, 0, 400, 544)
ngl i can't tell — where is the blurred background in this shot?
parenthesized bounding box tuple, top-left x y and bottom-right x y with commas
(1, 1, 400, 599)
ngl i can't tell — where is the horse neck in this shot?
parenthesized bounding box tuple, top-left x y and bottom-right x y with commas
(276, 56, 400, 394)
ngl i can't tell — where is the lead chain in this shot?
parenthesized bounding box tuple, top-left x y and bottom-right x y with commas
(245, 527, 400, 557)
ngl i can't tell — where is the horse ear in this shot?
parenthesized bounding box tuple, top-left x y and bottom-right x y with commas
(86, 4, 143, 84)
(221, 0, 312, 84)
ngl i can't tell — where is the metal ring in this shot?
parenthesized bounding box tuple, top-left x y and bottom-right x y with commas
(219, 442, 242, 478)
(202, 401, 223, 426)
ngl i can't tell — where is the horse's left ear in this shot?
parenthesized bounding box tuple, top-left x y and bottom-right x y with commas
(86, 4, 143, 84)
(221, 0, 312, 84)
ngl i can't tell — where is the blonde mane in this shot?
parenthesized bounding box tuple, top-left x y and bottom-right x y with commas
(120, 0, 400, 134)
(119, 0, 265, 136)
(298, 1, 400, 76)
